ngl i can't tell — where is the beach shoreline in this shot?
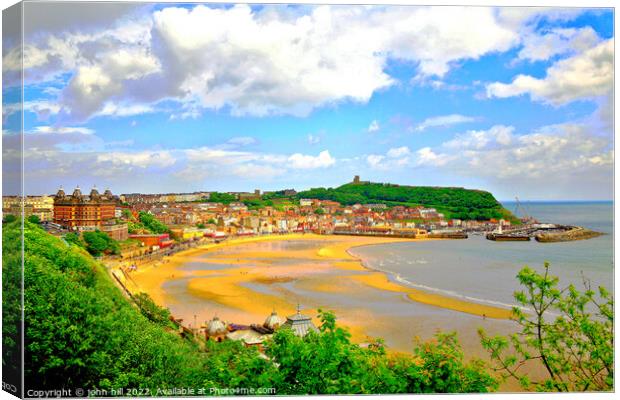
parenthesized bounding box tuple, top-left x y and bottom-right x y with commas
(123, 233, 514, 326)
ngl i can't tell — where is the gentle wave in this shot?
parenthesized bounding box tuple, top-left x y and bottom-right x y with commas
(351, 249, 535, 313)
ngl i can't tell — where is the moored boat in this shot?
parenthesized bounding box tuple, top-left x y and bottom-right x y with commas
(486, 233, 530, 241)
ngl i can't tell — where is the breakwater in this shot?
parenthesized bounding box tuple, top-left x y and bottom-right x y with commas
(535, 226, 604, 242)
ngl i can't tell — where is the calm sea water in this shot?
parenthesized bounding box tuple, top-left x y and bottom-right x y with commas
(351, 202, 614, 309)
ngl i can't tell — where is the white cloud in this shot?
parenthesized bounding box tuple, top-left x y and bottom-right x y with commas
(96, 150, 176, 169)
(413, 122, 612, 198)
(62, 49, 160, 120)
(287, 150, 335, 169)
(386, 146, 410, 158)
(414, 114, 477, 132)
(366, 154, 385, 169)
(444, 125, 514, 150)
(368, 120, 380, 133)
(517, 26, 600, 62)
(12, 4, 550, 120)
(95, 102, 158, 118)
(32, 126, 94, 135)
(3, 100, 62, 122)
(366, 146, 411, 169)
(415, 147, 452, 167)
(487, 39, 613, 106)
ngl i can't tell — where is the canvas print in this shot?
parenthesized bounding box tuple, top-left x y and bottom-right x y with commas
(1, 1, 614, 397)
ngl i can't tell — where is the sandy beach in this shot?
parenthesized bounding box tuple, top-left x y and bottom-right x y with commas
(123, 234, 514, 343)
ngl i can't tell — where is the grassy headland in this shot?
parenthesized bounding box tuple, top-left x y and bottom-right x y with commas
(296, 181, 519, 222)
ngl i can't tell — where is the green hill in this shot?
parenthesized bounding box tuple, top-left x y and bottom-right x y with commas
(2, 220, 497, 394)
(297, 182, 518, 222)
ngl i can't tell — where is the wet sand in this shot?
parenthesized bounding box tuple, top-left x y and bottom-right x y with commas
(125, 234, 514, 341)
(120, 233, 539, 390)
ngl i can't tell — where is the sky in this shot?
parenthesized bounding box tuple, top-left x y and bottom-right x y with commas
(1, 3, 614, 200)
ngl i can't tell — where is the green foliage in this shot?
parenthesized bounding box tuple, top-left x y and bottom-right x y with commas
(207, 218, 216, 225)
(196, 223, 206, 229)
(121, 209, 133, 220)
(297, 182, 517, 222)
(64, 232, 85, 249)
(3, 214, 17, 223)
(479, 262, 613, 391)
(21, 221, 203, 391)
(27, 215, 41, 224)
(314, 208, 325, 215)
(82, 231, 120, 256)
(241, 198, 275, 210)
(137, 211, 170, 234)
(133, 293, 172, 327)
(265, 309, 496, 394)
(16, 222, 500, 394)
(208, 192, 237, 204)
(2, 219, 22, 388)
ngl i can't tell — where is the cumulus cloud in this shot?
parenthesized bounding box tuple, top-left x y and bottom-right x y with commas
(415, 147, 452, 167)
(11, 4, 549, 120)
(3, 100, 62, 122)
(386, 146, 410, 158)
(95, 102, 159, 118)
(32, 126, 94, 135)
(366, 146, 411, 169)
(486, 39, 613, 106)
(96, 150, 176, 169)
(414, 114, 477, 132)
(516, 26, 600, 62)
(288, 150, 335, 169)
(414, 123, 613, 198)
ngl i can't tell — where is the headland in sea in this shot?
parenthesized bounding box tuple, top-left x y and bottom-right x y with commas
(121, 233, 517, 352)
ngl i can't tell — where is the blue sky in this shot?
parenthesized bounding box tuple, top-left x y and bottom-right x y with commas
(2, 3, 614, 200)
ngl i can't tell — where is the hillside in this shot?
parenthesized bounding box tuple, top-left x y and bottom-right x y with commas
(2, 220, 497, 394)
(297, 182, 518, 222)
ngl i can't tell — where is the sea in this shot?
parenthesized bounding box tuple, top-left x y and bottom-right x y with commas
(350, 201, 614, 310)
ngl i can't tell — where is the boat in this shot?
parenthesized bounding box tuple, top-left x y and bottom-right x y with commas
(485, 222, 530, 241)
(486, 233, 530, 241)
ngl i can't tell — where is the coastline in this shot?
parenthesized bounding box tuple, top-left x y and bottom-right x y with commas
(123, 233, 514, 330)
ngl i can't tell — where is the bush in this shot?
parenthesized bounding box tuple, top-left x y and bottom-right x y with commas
(27, 215, 41, 224)
(12, 222, 505, 394)
(82, 231, 119, 256)
(479, 262, 613, 391)
(3, 214, 17, 223)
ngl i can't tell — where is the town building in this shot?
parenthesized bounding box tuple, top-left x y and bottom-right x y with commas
(53, 187, 118, 230)
(282, 306, 319, 337)
(128, 233, 174, 250)
(3, 195, 54, 221)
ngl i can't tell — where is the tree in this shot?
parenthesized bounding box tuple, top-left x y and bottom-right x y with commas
(82, 231, 119, 256)
(314, 208, 325, 215)
(64, 232, 85, 248)
(134, 293, 172, 327)
(479, 262, 613, 391)
(265, 309, 497, 394)
(3, 214, 17, 223)
(27, 215, 41, 224)
(121, 209, 133, 220)
(196, 223, 206, 229)
(138, 212, 170, 234)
